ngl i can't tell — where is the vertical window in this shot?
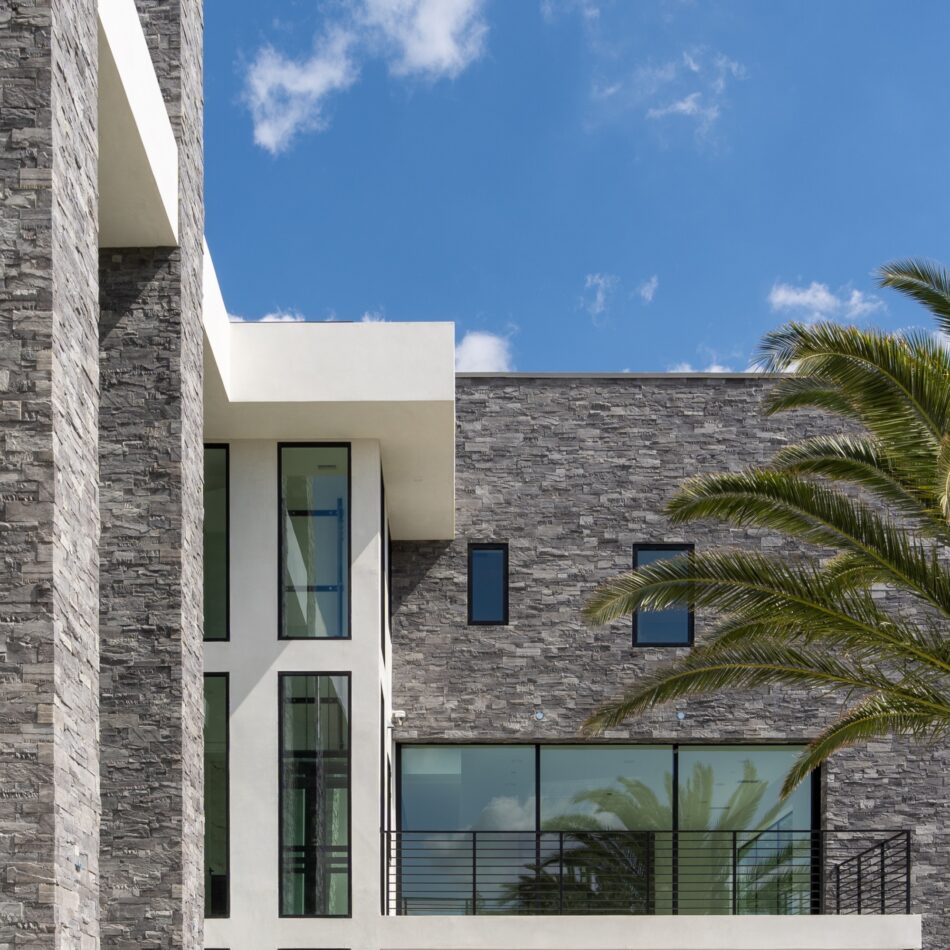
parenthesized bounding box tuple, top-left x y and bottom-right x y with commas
(279, 674, 351, 917)
(204, 674, 229, 917)
(279, 445, 350, 639)
(203, 445, 228, 640)
(380, 476, 388, 662)
(632, 544, 694, 646)
(467, 543, 509, 625)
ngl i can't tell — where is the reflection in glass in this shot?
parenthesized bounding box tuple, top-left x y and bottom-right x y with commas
(280, 445, 349, 638)
(203, 675, 228, 916)
(203, 446, 228, 640)
(280, 674, 350, 916)
(634, 547, 691, 645)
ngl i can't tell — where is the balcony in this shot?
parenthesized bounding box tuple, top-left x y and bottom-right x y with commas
(382, 829, 911, 917)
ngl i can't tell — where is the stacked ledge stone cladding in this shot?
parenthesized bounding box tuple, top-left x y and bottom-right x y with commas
(0, 1, 204, 948)
(392, 375, 949, 947)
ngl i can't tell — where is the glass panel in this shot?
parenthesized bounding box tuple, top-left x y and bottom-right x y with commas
(539, 746, 673, 913)
(400, 746, 534, 914)
(280, 674, 350, 916)
(677, 746, 812, 915)
(635, 548, 689, 645)
(203, 675, 229, 916)
(203, 446, 228, 640)
(280, 446, 349, 638)
(469, 547, 506, 623)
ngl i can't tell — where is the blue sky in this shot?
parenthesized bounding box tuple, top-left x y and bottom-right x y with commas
(205, 0, 950, 372)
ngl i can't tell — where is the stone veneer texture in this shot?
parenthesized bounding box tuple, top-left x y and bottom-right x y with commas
(392, 376, 948, 947)
(0, 2, 101, 948)
(98, 1, 204, 947)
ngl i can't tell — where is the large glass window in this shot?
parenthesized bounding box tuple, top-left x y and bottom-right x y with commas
(203, 445, 228, 640)
(633, 545, 693, 646)
(467, 543, 509, 625)
(203, 674, 229, 917)
(280, 445, 350, 639)
(397, 744, 813, 916)
(280, 674, 351, 917)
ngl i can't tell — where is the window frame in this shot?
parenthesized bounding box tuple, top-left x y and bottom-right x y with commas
(277, 443, 352, 641)
(277, 671, 353, 920)
(203, 672, 230, 919)
(631, 543, 695, 648)
(467, 542, 510, 626)
(203, 443, 230, 642)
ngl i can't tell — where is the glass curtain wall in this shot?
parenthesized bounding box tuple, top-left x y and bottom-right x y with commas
(399, 744, 811, 916)
(203, 445, 228, 640)
(280, 445, 350, 638)
(280, 674, 351, 916)
(203, 675, 229, 916)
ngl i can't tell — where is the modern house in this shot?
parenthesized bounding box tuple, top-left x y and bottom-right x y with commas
(0, 3, 945, 950)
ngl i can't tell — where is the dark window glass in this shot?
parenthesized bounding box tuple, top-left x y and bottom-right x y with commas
(633, 545, 693, 646)
(280, 445, 350, 639)
(203, 446, 228, 640)
(467, 543, 508, 625)
(280, 674, 351, 917)
(203, 675, 229, 917)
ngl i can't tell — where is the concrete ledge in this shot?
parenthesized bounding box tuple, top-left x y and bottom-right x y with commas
(379, 913, 922, 950)
(98, 0, 178, 246)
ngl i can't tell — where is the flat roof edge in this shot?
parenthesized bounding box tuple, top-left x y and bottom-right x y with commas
(455, 371, 780, 380)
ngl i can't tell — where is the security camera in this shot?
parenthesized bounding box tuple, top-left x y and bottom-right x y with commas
(391, 710, 407, 726)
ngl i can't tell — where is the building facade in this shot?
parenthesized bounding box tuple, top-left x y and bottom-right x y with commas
(0, 3, 943, 950)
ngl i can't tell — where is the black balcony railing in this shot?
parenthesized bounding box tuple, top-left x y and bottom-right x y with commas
(381, 829, 911, 916)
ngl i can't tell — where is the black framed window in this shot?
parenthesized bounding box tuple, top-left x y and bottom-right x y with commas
(467, 543, 509, 625)
(632, 544, 694, 647)
(279, 444, 351, 639)
(203, 445, 229, 641)
(279, 673, 351, 917)
(203, 674, 229, 917)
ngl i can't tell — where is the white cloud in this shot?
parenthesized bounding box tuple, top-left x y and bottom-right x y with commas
(360, 309, 386, 322)
(362, 0, 488, 79)
(245, 0, 487, 152)
(582, 272, 618, 321)
(230, 308, 307, 323)
(637, 274, 659, 304)
(768, 281, 885, 322)
(245, 28, 358, 154)
(455, 330, 513, 372)
(668, 360, 733, 373)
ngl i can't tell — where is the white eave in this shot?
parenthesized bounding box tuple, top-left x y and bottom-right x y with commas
(98, 0, 178, 247)
(202, 247, 456, 541)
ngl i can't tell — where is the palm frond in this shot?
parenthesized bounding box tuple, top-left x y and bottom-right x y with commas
(878, 258, 950, 335)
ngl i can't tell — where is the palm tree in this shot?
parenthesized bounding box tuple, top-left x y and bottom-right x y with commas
(583, 260, 950, 796)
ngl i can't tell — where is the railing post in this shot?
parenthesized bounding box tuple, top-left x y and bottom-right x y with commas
(558, 832, 564, 914)
(856, 852, 862, 914)
(904, 831, 911, 915)
(879, 840, 886, 914)
(472, 831, 477, 915)
(835, 863, 841, 914)
(731, 831, 738, 915)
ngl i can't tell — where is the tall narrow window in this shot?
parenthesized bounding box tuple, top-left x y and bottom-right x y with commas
(204, 674, 229, 917)
(204, 445, 229, 640)
(467, 543, 509, 625)
(279, 445, 350, 639)
(632, 544, 694, 647)
(280, 673, 351, 917)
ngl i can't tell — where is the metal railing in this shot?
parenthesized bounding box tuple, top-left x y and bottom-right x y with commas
(381, 829, 911, 916)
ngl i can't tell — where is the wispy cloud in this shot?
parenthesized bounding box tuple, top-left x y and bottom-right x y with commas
(230, 307, 308, 323)
(245, 0, 488, 154)
(581, 272, 618, 322)
(637, 274, 659, 304)
(669, 360, 733, 373)
(455, 330, 514, 372)
(768, 281, 885, 322)
(360, 309, 386, 322)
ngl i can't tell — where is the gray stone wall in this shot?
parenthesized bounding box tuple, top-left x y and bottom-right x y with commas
(98, 1, 204, 947)
(0, 2, 100, 947)
(392, 375, 948, 945)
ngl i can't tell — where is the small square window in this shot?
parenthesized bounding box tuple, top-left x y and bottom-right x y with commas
(632, 544, 694, 647)
(468, 543, 509, 625)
